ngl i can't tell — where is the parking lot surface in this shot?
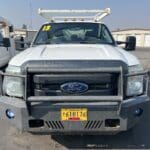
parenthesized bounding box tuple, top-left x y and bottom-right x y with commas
(0, 47, 150, 150)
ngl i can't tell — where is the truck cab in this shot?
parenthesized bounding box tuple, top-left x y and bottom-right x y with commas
(0, 8, 149, 134)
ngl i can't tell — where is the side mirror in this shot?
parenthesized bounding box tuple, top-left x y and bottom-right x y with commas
(125, 36, 136, 51)
(3, 38, 11, 47)
(9, 26, 14, 33)
(20, 37, 25, 49)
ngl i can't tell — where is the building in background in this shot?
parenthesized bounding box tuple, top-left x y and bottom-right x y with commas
(13, 29, 37, 50)
(14, 28, 37, 42)
(112, 29, 150, 47)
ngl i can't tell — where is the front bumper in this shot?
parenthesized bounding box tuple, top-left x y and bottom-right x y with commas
(0, 95, 149, 134)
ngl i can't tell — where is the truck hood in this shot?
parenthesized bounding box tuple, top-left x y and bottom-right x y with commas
(9, 44, 140, 67)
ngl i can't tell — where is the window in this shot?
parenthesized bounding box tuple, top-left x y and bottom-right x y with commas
(0, 33, 4, 46)
(34, 23, 114, 45)
(0, 33, 3, 42)
(100, 25, 114, 43)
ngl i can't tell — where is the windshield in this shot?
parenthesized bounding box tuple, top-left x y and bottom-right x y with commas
(33, 23, 115, 45)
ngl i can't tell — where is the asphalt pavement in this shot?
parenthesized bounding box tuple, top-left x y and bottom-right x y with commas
(0, 47, 150, 150)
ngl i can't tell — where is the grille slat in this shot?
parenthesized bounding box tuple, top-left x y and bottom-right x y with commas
(85, 121, 103, 130)
(94, 121, 101, 129)
(59, 121, 64, 129)
(88, 121, 94, 129)
(91, 120, 97, 129)
(45, 121, 51, 128)
(98, 121, 103, 128)
(45, 121, 64, 130)
(34, 89, 115, 96)
(56, 121, 62, 129)
(52, 121, 58, 129)
(49, 121, 55, 129)
(85, 121, 90, 129)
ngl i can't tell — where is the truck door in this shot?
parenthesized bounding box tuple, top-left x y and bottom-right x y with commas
(0, 33, 10, 67)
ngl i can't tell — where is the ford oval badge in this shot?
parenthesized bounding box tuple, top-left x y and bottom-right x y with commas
(61, 82, 88, 94)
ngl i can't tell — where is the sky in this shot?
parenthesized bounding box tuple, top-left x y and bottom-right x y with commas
(0, 0, 149, 30)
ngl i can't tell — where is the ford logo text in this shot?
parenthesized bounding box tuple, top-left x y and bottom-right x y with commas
(61, 82, 88, 94)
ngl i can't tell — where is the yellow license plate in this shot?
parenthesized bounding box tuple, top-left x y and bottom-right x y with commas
(61, 108, 87, 121)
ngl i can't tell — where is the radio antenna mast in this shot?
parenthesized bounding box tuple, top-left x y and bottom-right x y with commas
(29, 0, 33, 29)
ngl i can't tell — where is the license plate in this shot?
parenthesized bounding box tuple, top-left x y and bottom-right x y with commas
(61, 108, 87, 121)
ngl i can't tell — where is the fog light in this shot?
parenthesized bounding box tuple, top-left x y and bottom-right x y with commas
(6, 109, 15, 119)
(134, 108, 143, 117)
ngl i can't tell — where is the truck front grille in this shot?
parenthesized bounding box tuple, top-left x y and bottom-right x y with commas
(27, 73, 119, 96)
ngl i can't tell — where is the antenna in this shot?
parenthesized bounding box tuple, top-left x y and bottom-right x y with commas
(29, 0, 33, 29)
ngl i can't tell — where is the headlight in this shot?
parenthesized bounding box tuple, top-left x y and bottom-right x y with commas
(126, 65, 144, 97)
(3, 66, 24, 98)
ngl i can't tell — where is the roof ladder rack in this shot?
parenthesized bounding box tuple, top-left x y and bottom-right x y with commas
(38, 8, 111, 22)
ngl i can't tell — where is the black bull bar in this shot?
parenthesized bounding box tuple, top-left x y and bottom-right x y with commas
(0, 69, 149, 116)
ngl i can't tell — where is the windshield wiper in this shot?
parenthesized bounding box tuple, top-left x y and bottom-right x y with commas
(79, 41, 114, 45)
(34, 42, 48, 45)
(79, 41, 98, 44)
(35, 41, 52, 45)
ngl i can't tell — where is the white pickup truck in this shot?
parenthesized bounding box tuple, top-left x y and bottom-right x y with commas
(0, 8, 149, 134)
(0, 17, 15, 68)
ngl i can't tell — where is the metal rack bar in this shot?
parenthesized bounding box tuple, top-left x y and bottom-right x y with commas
(38, 8, 111, 22)
(27, 96, 123, 103)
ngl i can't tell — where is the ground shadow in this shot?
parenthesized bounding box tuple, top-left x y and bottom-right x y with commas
(51, 106, 150, 149)
(52, 126, 149, 149)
